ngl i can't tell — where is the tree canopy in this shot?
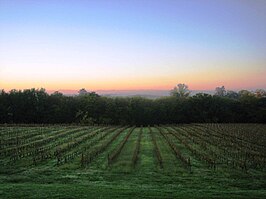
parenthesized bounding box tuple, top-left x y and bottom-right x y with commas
(0, 87, 265, 125)
(170, 83, 191, 98)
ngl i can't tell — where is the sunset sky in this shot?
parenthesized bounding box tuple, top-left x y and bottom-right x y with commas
(0, 0, 266, 92)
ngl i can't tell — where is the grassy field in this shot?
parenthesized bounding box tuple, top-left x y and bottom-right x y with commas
(0, 124, 265, 198)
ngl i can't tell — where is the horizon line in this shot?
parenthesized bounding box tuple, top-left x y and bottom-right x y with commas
(2, 88, 265, 95)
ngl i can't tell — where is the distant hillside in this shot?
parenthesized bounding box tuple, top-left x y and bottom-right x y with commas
(47, 89, 215, 98)
(100, 90, 216, 98)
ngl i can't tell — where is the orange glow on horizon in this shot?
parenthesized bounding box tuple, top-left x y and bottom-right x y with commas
(1, 1, 266, 94)
(1, 69, 265, 92)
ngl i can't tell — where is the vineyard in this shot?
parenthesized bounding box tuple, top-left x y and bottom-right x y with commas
(0, 124, 265, 198)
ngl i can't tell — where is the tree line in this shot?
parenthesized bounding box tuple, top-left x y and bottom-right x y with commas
(0, 85, 265, 125)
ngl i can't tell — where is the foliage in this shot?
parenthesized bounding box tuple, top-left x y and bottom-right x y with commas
(0, 88, 265, 125)
(170, 83, 191, 98)
(215, 86, 226, 97)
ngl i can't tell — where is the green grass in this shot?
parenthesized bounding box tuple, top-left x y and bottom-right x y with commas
(0, 125, 265, 198)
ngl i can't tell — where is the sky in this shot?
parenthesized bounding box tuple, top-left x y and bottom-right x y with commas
(0, 0, 266, 92)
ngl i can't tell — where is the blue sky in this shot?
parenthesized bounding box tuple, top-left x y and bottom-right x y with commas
(0, 0, 265, 91)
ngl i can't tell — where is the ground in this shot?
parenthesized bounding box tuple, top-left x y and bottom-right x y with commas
(0, 124, 265, 198)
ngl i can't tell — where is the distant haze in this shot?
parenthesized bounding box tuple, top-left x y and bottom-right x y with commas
(46, 89, 215, 98)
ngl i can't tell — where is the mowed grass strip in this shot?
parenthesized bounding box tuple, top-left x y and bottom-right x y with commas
(149, 127, 163, 169)
(81, 126, 129, 169)
(137, 127, 156, 172)
(132, 127, 142, 167)
(151, 127, 186, 173)
(108, 127, 135, 164)
(111, 127, 139, 172)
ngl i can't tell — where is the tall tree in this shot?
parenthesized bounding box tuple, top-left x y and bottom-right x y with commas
(215, 86, 226, 97)
(170, 83, 190, 98)
(78, 88, 88, 96)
